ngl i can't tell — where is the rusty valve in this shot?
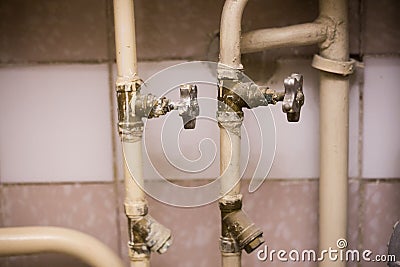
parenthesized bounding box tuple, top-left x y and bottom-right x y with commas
(282, 73, 304, 122)
(178, 84, 199, 129)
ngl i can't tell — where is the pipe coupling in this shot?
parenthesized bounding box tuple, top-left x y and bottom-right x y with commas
(219, 195, 264, 254)
(124, 200, 148, 218)
(116, 79, 143, 142)
(128, 215, 172, 255)
(217, 111, 243, 136)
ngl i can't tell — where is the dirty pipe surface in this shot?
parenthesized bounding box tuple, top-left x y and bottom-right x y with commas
(219, 1, 249, 267)
(0, 227, 124, 267)
(318, 0, 349, 267)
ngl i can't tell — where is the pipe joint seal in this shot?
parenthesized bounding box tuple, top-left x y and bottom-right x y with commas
(312, 54, 356, 76)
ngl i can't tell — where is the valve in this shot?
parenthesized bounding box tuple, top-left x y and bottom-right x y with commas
(282, 73, 304, 122)
(178, 84, 199, 129)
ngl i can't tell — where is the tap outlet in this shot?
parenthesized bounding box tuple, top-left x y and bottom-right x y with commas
(178, 84, 200, 129)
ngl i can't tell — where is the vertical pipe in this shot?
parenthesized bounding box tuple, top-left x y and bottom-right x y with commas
(318, 1, 349, 267)
(0, 227, 124, 267)
(219, 1, 248, 267)
(220, 0, 249, 69)
(113, 0, 138, 78)
(220, 123, 242, 196)
(113, 1, 149, 266)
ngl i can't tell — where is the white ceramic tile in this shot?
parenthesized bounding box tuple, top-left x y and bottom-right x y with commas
(362, 56, 400, 178)
(113, 59, 360, 181)
(0, 64, 114, 182)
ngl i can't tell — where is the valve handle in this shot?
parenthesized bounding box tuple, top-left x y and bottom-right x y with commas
(282, 73, 304, 122)
(179, 84, 199, 129)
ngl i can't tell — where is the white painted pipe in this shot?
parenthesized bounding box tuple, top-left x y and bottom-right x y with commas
(0, 227, 124, 267)
(113, 1, 149, 266)
(113, 0, 138, 79)
(241, 22, 327, 54)
(123, 142, 145, 206)
(219, 1, 248, 266)
(318, 1, 349, 266)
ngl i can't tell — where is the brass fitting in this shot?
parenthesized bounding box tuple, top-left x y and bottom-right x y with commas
(217, 64, 304, 122)
(128, 214, 172, 257)
(219, 195, 264, 254)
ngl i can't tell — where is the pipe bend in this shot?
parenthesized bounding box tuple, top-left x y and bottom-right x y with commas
(0, 226, 124, 267)
(220, 0, 249, 68)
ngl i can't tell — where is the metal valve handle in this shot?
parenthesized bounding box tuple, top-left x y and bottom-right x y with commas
(282, 73, 304, 122)
(178, 84, 199, 129)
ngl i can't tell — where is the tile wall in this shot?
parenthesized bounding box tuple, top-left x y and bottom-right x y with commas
(0, 0, 399, 266)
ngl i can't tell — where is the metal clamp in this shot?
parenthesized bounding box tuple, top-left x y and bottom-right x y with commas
(312, 54, 356, 76)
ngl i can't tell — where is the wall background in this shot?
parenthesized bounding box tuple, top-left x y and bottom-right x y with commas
(0, 0, 399, 266)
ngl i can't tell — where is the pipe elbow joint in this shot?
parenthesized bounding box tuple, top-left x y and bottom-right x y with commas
(219, 195, 264, 254)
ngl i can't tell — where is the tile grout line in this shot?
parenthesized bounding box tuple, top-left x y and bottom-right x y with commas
(356, 12, 365, 264)
(105, 0, 123, 258)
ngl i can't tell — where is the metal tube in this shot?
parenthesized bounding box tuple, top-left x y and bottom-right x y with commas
(241, 22, 327, 54)
(113, 1, 150, 266)
(123, 142, 145, 205)
(219, 0, 249, 69)
(0, 227, 124, 267)
(318, 1, 349, 267)
(220, 125, 241, 196)
(113, 0, 138, 79)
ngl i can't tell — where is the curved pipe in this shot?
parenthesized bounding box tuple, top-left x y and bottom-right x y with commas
(0, 227, 124, 267)
(241, 22, 327, 54)
(219, 0, 249, 68)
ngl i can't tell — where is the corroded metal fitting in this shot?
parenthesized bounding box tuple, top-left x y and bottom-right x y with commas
(128, 215, 172, 255)
(219, 195, 264, 254)
(116, 78, 144, 142)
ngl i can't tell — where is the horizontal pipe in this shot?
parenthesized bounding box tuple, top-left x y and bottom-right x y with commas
(0, 227, 124, 267)
(241, 22, 327, 54)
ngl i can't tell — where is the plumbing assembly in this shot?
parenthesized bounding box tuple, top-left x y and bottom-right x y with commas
(0, 0, 354, 267)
